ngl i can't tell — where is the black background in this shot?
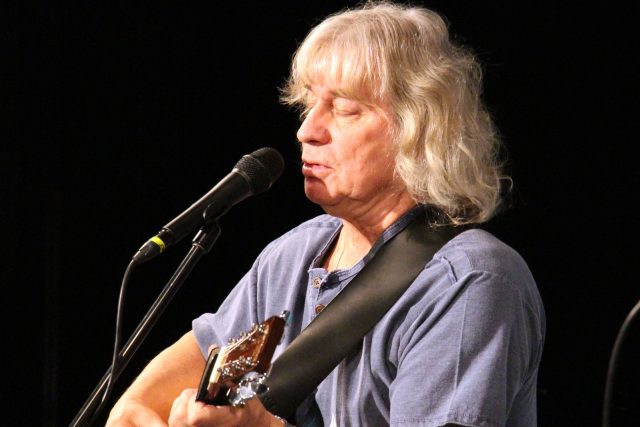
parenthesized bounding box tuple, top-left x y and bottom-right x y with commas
(3, 1, 639, 425)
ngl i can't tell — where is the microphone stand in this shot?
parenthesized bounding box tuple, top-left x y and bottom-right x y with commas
(69, 222, 222, 427)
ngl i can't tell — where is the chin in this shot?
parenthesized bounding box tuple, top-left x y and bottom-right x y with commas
(304, 185, 337, 211)
(304, 190, 329, 207)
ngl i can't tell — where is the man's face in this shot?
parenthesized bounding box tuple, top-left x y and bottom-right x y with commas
(297, 82, 402, 218)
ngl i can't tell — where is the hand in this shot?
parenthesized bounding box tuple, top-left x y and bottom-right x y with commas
(168, 388, 284, 427)
(106, 397, 168, 427)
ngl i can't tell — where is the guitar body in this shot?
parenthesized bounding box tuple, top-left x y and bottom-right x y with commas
(195, 311, 289, 406)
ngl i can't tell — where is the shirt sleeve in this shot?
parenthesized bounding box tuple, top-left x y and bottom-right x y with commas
(389, 270, 543, 427)
(191, 259, 261, 357)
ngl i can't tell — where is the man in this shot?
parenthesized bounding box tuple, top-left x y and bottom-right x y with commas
(107, 2, 545, 426)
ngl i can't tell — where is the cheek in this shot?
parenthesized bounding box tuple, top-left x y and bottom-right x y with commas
(346, 147, 396, 190)
(334, 116, 395, 180)
(361, 137, 396, 172)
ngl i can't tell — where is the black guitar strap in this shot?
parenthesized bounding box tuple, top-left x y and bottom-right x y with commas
(259, 209, 461, 420)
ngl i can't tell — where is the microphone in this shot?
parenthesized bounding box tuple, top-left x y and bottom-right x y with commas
(133, 147, 284, 264)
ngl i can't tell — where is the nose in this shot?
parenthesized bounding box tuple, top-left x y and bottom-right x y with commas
(296, 105, 330, 145)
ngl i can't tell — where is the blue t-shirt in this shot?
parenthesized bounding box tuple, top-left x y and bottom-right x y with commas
(193, 209, 545, 426)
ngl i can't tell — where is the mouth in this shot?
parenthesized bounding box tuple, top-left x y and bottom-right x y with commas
(301, 160, 330, 177)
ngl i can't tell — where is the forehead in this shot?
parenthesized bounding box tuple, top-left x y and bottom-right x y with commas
(295, 40, 383, 104)
(299, 71, 380, 109)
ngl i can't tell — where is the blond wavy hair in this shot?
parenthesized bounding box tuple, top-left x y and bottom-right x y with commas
(282, 1, 507, 225)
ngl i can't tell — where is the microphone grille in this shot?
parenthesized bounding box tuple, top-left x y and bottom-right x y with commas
(235, 147, 285, 194)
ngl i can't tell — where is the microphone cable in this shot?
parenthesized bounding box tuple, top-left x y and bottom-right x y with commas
(87, 258, 139, 425)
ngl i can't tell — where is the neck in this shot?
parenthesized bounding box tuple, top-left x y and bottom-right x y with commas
(323, 191, 416, 271)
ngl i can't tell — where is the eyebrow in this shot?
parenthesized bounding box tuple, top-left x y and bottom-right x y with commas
(303, 84, 342, 98)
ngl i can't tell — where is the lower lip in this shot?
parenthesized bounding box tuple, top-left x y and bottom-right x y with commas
(302, 163, 329, 177)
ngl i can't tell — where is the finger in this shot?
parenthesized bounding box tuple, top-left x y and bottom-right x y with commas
(187, 397, 268, 426)
(185, 395, 231, 425)
(168, 389, 197, 427)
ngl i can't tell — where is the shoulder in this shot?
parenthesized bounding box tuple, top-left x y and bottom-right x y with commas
(389, 227, 545, 373)
(386, 227, 544, 426)
(423, 228, 546, 342)
(255, 214, 341, 263)
(434, 228, 536, 293)
(278, 214, 341, 239)
(397, 227, 544, 331)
